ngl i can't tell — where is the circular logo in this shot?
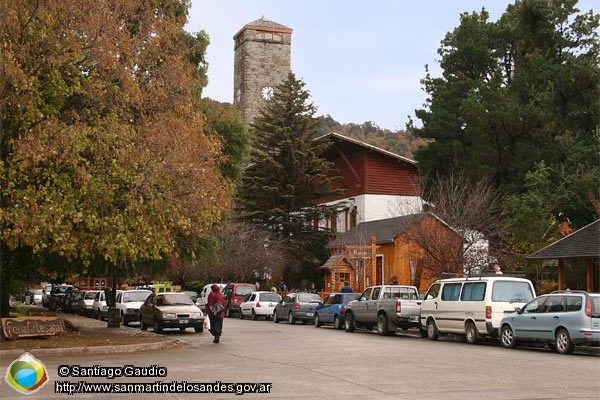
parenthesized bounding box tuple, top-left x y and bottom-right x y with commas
(5, 352, 49, 395)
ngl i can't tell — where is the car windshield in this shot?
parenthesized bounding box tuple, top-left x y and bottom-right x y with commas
(159, 293, 194, 306)
(84, 292, 98, 300)
(234, 285, 254, 296)
(123, 291, 150, 303)
(492, 281, 534, 302)
(298, 293, 322, 303)
(259, 293, 281, 302)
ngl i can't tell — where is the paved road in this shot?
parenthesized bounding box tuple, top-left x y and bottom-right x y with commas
(2, 317, 599, 399)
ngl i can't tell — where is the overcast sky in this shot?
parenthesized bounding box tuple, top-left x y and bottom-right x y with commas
(186, 1, 596, 131)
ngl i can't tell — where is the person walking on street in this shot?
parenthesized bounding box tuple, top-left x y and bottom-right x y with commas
(206, 284, 225, 343)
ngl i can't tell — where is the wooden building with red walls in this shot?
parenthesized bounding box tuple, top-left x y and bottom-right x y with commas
(315, 132, 422, 233)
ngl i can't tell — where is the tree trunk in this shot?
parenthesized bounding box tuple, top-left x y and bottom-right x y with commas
(0, 244, 12, 317)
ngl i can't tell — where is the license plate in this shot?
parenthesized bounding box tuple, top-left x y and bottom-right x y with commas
(306, 313, 314, 317)
(179, 320, 188, 324)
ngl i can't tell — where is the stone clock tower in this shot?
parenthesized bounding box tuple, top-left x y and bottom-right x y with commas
(233, 17, 292, 125)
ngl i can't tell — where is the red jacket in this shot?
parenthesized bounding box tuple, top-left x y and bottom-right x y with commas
(206, 290, 225, 319)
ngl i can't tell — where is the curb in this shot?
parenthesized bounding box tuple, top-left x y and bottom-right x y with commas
(0, 338, 185, 358)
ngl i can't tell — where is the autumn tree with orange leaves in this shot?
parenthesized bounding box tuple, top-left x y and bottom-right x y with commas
(0, 1, 231, 316)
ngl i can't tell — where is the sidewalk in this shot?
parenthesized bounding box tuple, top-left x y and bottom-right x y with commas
(0, 308, 184, 358)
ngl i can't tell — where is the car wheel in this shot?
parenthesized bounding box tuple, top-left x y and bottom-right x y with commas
(377, 313, 390, 336)
(555, 328, 574, 354)
(251, 309, 258, 321)
(121, 312, 129, 327)
(194, 325, 203, 333)
(314, 313, 322, 327)
(344, 312, 355, 332)
(239, 309, 244, 319)
(273, 312, 279, 323)
(153, 318, 163, 334)
(500, 324, 517, 348)
(426, 319, 439, 341)
(96, 310, 101, 320)
(334, 315, 343, 330)
(288, 312, 296, 325)
(465, 321, 478, 344)
(140, 316, 148, 331)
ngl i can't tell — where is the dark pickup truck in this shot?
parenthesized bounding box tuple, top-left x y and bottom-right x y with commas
(344, 285, 422, 335)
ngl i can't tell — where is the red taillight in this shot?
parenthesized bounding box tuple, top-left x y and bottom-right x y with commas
(486, 306, 492, 319)
(340, 306, 346, 315)
(585, 298, 592, 317)
(396, 300, 401, 313)
(294, 302, 300, 310)
(255, 302, 261, 307)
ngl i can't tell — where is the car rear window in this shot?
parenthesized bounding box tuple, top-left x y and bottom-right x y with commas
(492, 281, 534, 302)
(591, 296, 600, 317)
(259, 293, 281, 302)
(298, 293, 322, 303)
(234, 285, 254, 296)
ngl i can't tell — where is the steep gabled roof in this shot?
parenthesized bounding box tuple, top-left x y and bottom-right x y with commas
(314, 132, 416, 166)
(329, 212, 458, 247)
(527, 219, 600, 259)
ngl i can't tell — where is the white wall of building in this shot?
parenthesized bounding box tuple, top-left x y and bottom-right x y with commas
(320, 194, 423, 233)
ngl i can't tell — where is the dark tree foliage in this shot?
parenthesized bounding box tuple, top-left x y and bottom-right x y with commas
(239, 73, 341, 285)
(411, 0, 599, 232)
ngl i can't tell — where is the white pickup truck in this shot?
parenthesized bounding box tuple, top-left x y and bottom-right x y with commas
(344, 285, 422, 336)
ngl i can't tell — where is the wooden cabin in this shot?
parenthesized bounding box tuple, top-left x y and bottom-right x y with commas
(321, 213, 463, 294)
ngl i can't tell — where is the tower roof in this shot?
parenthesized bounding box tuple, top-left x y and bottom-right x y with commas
(234, 17, 293, 39)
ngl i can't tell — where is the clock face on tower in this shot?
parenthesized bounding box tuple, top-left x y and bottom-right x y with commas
(261, 86, 273, 100)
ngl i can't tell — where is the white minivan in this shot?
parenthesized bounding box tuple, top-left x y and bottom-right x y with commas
(420, 275, 536, 344)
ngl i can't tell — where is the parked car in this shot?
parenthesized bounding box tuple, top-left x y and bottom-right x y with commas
(314, 292, 360, 329)
(500, 291, 600, 354)
(222, 283, 256, 317)
(273, 292, 323, 324)
(344, 285, 422, 335)
(239, 291, 281, 320)
(116, 289, 152, 326)
(182, 291, 199, 303)
(48, 284, 74, 311)
(196, 283, 227, 308)
(139, 292, 205, 333)
(420, 275, 536, 344)
(32, 289, 44, 305)
(78, 290, 99, 317)
(64, 290, 83, 314)
(93, 290, 121, 320)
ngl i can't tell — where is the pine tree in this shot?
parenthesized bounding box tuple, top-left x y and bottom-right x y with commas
(239, 72, 341, 284)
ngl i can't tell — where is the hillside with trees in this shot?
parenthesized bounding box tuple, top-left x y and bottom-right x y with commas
(318, 115, 427, 159)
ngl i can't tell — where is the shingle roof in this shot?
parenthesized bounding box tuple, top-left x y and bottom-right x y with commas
(527, 219, 600, 259)
(329, 213, 429, 247)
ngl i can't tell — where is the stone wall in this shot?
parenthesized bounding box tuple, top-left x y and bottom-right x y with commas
(233, 24, 292, 125)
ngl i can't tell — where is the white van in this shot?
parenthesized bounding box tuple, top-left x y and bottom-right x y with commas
(196, 283, 227, 308)
(420, 275, 536, 344)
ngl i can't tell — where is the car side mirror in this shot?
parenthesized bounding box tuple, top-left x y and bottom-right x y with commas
(515, 307, 523, 314)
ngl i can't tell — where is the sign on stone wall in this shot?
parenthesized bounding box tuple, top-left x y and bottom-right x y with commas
(1, 317, 65, 339)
